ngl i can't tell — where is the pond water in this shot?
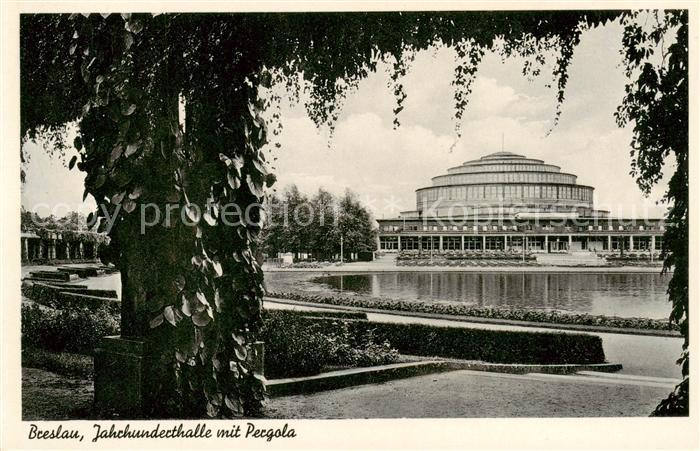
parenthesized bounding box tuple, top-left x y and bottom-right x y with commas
(308, 272, 673, 319)
(70, 270, 673, 319)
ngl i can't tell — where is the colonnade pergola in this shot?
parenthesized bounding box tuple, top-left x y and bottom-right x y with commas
(21, 229, 106, 264)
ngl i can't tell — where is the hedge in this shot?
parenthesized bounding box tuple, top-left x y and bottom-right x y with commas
(21, 303, 119, 354)
(353, 321, 605, 364)
(22, 282, 119, 315)
(268, 291, 677, 331)
(260, 310, 398, 378)
(20, 297, 393, 379)
(282, 315, 606, 365)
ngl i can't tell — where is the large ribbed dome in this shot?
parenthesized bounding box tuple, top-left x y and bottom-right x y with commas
(415, 151, 599, 218)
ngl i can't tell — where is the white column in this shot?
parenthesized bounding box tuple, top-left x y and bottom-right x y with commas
(439, 235, 443, 251)
(504, 235, 508, 250)
(608, 235, 612, 252)
(629, 235, 634, 251)
(568, 235, 572, 251)
(397, 235, 401, 251)
(22, 238, 29, 261)
(651, 235, 656, 254)
(482, 235, 486, 250)
(544, 235, 549, 253)
(461, 235, 465, 251)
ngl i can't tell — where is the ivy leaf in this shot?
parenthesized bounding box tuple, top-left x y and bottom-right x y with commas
(203, 211, 216, 226)
(252, 159, 267, 176)
(192, 310, 211, 327)
(174, 274, 186, 292)
(227, 171, 240, 190)
(93, 174, 106, 189)
(127, 19, 144, 34)
(196, 290, 209, 308)
(124, 143, 138, 158)
(234, 344, 247, 361)
(149, 313, 164, 328)
(68, 155, 77, 170)
(181, 293, 192, 317)
(231, 332, 245, 346)
(206, 402, 218, 418)
(111, 191, 126, 205)
(122, 104, 137, 116)
(246, 174, 264, 197)
(185, 204, 201, 223)
(110, 145, 123, 164)
(163, 305, 176, 326)
(211, 260, 223, 277)
(231, 156, 244, 173)
(73, 136, 83, 151)
(265, 173, 276, 188)
(124, 32, 134, 50)
(123, 198, 137, 213)
(128, 186, 142, 199)
(225, 396, 243, 415)
(214, 289, 223, 312)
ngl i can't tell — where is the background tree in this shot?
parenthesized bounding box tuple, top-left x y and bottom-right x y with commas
(309, 188, 338, 260)
(259, 193, 286, 258)
(282, 185, 311, 260)
(261, 186, 377, 261)
(20, 10, 688, 417)
(336, 190, 378, 258)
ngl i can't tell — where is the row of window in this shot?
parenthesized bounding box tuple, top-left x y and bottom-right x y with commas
(378, 235, 663, 251)
(418, 184, 593, 203)
(433, 172, 576, 186)
(381, 224, 665, 232)
(450, 163, 559, 175)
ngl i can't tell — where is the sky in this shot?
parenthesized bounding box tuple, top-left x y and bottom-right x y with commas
(20, 19, 672, 221)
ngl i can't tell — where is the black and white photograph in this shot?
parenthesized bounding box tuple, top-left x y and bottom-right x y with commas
(1, 2, 698, 449)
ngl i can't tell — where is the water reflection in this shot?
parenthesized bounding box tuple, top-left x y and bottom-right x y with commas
(310, 272, 671, 319)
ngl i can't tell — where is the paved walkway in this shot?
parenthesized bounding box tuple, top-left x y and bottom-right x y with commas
(267, 369, 671, 418)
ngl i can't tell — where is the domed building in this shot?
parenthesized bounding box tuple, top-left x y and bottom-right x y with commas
(413, 151, 607, 220)
(377, 151, 664, 255)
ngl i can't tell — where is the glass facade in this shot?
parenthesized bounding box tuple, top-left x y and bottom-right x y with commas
(415, 151, 595, 215)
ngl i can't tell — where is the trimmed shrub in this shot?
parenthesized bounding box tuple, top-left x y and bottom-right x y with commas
(284, 314, 605, 364)
(260, 310, 398, 378)
(268, 291, 678, 331)
(22, 346, 94, 378)
(21, 303, 119, 354)
(353, 321, 605, 364)
(22, 282, 119, 314)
